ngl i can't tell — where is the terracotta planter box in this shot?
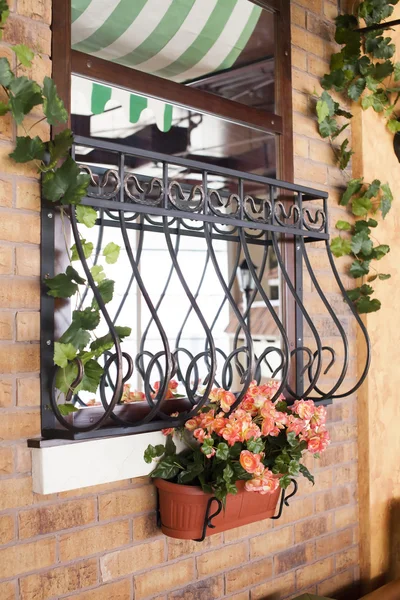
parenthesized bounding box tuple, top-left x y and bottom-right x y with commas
(155, 478, 281, 540)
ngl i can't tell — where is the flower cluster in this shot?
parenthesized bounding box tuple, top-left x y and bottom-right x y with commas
(145, 380, 330, 504)
(121, 379, 181, 403)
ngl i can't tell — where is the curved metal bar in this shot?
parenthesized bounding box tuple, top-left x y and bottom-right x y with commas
(168, 181, 204, 213)
(173, 347, 199, 401)
(324, 240, 371, 398)
(254, 347, 286, 382)
(301, 237, 349, 399)
(79, 166, 121, 200)
(208, 190, 240, 219)
(243, 195, 272, 224)
(221, 346, 249, 388)
(271, 232, 323, 399)
(193, 496, 223, 542)
(274, 202, 300, 227)
(239, 228, 290, 403)
(162, 217, 217, 414)
(271, 479, 298, 520)
(302, 207, 326, 232)
(124, 174, 163, 206)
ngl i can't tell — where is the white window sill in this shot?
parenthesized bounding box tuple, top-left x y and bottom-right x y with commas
(30, 431, 184, 495)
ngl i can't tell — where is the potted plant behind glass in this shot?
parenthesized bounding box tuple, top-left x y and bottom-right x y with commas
(144, 381, 330, 540)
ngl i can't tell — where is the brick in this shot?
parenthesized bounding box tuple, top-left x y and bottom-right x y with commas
(318, 568, 354, 597)
(317, 444, 345, 468)
(0, 212, 40, 244)
(196, 541, 248, 578)
(15, 245, 40, 276)
(16, 182, 40, 211)
(0, 279, 39, 309)
(17, 377, 40, 406)
(294, 157, 327, 185)
(335, 505, 358, 529)
(19, 498, 96, 539)
(101, 539, 165, 581)
(250, 525, 293, 559)
(0, 106, 13, 141)
(20, 559, 98, 600)
(168, 576, 224, 600)
(15, 443, 32, 473)
(0, 178, 13, 207)
(0, 537, 55, 578)
(274, 543, 315, 575)
(295, 514, 334, 544)
(134, 559, 194, 599)
(294, 135, 309, 158)
(167, 534, 222, 561)
(336, 545, 359, 570)
(295, 0, 322, 13)
(274, 496, 314, 526)
(0, 244, 13, 274)
(316, 528, 353, 558)
(3, 15, 51, 56)
(133, 512, 162, 541)
(0, 377, 13, 406)
(64, 579, 132, 600)
(251, 572, 295, 600)
(295, 557, 334, 589)
(0, 581, 16, 600)
(307, 13, 334, 40)
(0, 513, 15, 545)
(315, 486, 353, 512)
(0, 409, 39, 439)
(16, 311, 40, 341)
(18, 54, 52, 87)
(0, 145, 39, 178)
(0, 445, 14, 474)
(59, 479, 132, 499)
(223, 518, 272, 543)
(291, 4, 306, 27)
(0, 311, 13, 339)
(0, 342, 36, 376)
(226, 558, 273, 594)
(17, 0, 51, 24)
(334, 463, 357, 485)
(224, 593, 248, 600)
(60, 520, 131, 561)
(0, 476, 32, 510)
(98, 484, 156, 519)
(292, 47, 307, 71)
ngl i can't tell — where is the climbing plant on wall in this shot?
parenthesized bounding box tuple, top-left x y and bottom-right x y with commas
(315, 0, 398, 313)
(0, 2, 130, 408)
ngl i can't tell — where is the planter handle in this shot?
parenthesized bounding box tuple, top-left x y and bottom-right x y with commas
(271, 479, 298, 520)
(193, 496, 223, 542)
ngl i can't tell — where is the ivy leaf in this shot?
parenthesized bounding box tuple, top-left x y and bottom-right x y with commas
(380, 183, 393, 218)
(92, 279, 114, 308)
(351, 232, 373, 256)
(372, 244, 390, 260)
(347, 288, 362, 301)
(316, 97, 330, 122)
(76, 205, 97, 228)
(78, 359, 104, 393)
(66, 265, 85, 285)
(331, 123, 349, 140)
(330, 236, 351, 257)
(215, 443, 230, 461)
(336, 220, 352, 231)
(42, 76, 68, 125)
(9, 76, 42, 124)
(47, 129, 74, 167)
(0, 57, 13, 86)
(59, 321, 91, 351)
(371, 60, 393, 81)
(89, 326, 132, 356)
(349, 260, 370, 278)
(357, 296, 381, 313)
(395, 62, 400, 81)
(0, 100, 9, 115)
(352, 196, 372, 216)
(348, 77, 366, 101)
(360, 284, 374, 296)
(319, 116, 339, 138)
(340, 178, 363, 206)
(90, 265, 106, 283)
(365, 36, 395, 59)
(46, 273, 78, 298)
(335, 107, 353, 119)
(12, 44, 34, 68)
(246, 437, 265, 453)
(387, 119, 400, 133)
(357, 55, 371, 76)
(151, 455, 182, 480)
(299, 464, 315, 485)
(58, 404, 79, 416)
(72, 307, 100, 331)
(103, 242, 120, 264)
(55, 361, 79, 394)
(321, 69, 347, 91)
(144, 444, 165, 464)
(361, 89, 389, 112)
(365, 179, 381, 199)
(71, 239, 93, 261)
(339, 139, 354, 170)
(54, 342, 77, 368)
(42, 157, 90, 205)
(379, 273, 391, 280)
(9, 135, 45, 163)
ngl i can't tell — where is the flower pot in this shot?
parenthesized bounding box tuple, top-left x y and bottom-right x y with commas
(154, 478, 281, 540)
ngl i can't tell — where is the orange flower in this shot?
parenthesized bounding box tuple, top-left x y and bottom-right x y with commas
(152, 379, 180, 400)
(209, 387, 236, 413)
(292, 399, 315, 421)
(245, 466, 280, 495)
(240, 450, 262, 474)
(221, 421, 241, 446)
(161, 412, 179, 436)
(307, 429, 330, 454)
(185, 417, 200, 431)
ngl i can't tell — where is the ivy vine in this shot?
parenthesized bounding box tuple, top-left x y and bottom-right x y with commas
(315, 0, 398, 313)
(0, 3, 130, 410)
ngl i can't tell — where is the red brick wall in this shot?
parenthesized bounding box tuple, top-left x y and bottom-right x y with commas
(0, 1, 361, 599)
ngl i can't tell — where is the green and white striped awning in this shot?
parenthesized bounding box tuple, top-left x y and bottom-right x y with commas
(71, 0, 262, 83)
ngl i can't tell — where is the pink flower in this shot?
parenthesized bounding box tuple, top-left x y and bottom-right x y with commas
(161, 412, 179, 436)
(310, 405, 327, 429)
(152, 379, 179, 399)
(240, 450, 262, 474)
(211, 413, 228, 434)
(245, 466, 280, 495)
(292, 399, 315, 421)
(287, 414, 306, 436)
(209, 388, 236, 413)
(307, 429, 330, 454)
(221, 421, 241, 446)
(185, 417, 200, 431)
(193, 428, 207, 443)
(261, 416, 278, 437)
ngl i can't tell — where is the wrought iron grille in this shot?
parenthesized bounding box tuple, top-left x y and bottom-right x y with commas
(40, 135, 370, 440)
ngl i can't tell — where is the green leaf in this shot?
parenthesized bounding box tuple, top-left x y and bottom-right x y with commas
(357, 296, 381, 313)
(378, 273, 391, 280)
(55, 361, 79, 394)
(9, 135, 45, 163)
(339, 139, 354, 170)
(351, 232, 373, 256)
(287, 431, 298, 448)
(299, 464, 315, 485)
(66, 265, 85, 285)
(321, 69, 347, 92)
(371, 60, 394, 81)
(58, 403, 79, 416)
(330, 52, 345, 72)
(215, 443, 229, 461)
(347, 287, 362, 301)
(223, 464, 234, 483)
(0, 57, 13, 87)
(367, 218, 378, 228)
(42, 76, 68, 125)
(90, 265, 106, 283)
(246, 437, 265, 453)
(318, 116, 338, 138)
(360, 283, 374, 295)
(365, 179, 381, 199)
(76, 205, 97, 228)
(336, 220, 352, 231)
(331, 123, 349, 140)
(348, 77, 366, 101)
(352, 196, 372, 217)
(151, 455, 182, 480)
(103, 242, 120, 264)
(92, 279, 114, 308)
(361, 89, 389, 112)
(177, 463, 204, 484)
(53, 342, 77, 368)
(59, 321, 91, 351)
(165, 434, 176, 456)
(89, 326, 131, 356)
(349, 260, 370, 278)
(144, 443, 166, 464)
(340, 178, 363, 206)
(72, 308, 100, 331)
(279, 474, 292, 489)
(71, 239, 93, 262)
(0, 100, 9, 115)
(78, 359, 104, 393)
(9, 76, 42, 124)
(372, 244, 390, 260)
(42, 156, 91, 205)
(12, 44, 34, 68)
(380, 183, 393, 219)
(387, 119, 400, 133)
(330, 236, 352, 257)
(365, 36, 395, 59)
(47, 129, 73, 167)
(316, 98, 330, 123)
(46, 273, 78, 299)
(395, 62, 400, 81)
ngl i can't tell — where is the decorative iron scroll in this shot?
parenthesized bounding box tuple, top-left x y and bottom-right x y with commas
(40, 136, 371, 440)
